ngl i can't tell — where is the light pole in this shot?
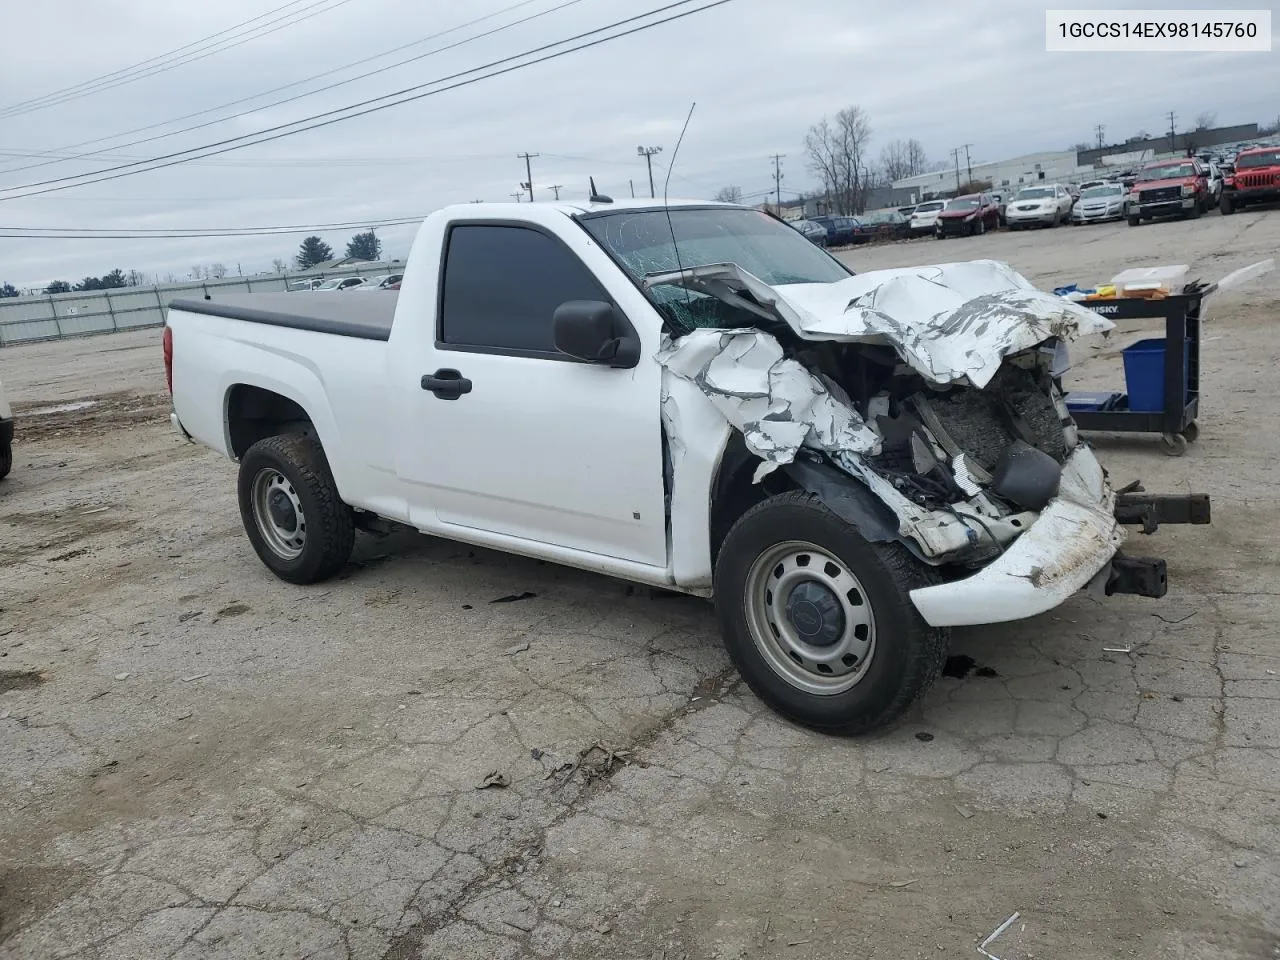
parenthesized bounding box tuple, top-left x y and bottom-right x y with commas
(637, 145, 662, 198)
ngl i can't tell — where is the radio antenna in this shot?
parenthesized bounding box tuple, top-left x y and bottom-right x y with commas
(664, 101, 696, 317)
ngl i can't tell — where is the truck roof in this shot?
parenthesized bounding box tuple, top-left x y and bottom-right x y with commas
(437, 198, 740, 218)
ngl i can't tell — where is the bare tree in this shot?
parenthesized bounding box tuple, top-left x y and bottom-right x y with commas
(879, 138, 928, 183)
(1068, 141, 1093, 153)
(271, 258, 288, 275)
(1194, 111, 1217, 131)
(713, 185, 744, 203)
(805, 106, 873, 214)
(210, 263, 228, 279)
(1126, 130, 1152, 143)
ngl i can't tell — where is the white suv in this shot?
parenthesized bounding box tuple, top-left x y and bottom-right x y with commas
(1006, 184, 1074, 229)
(908, 199, 948, 234)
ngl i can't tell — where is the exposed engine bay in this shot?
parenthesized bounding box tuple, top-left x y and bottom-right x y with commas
(653, 259, 1130, 623)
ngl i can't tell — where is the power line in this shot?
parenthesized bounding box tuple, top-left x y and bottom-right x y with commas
(0, 217, 431, 240)
(0, 0, 310, 115)
(0, 0, 580, 179)
(0, 0, 729, 200)
(0, 0, 360, 121)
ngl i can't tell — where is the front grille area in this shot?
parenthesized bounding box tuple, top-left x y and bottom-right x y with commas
(1239, 172, 1279, 188)
(1139, 186, 1180, 203)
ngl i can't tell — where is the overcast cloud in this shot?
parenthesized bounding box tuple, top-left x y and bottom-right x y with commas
(0, 0, 1275, 287)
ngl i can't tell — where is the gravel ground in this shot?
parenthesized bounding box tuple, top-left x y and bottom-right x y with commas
(1, 210, 1278, 959)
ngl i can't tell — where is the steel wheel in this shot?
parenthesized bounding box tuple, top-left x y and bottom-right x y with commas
(742, 540, 876, 696)
(250, 468, 307, 560)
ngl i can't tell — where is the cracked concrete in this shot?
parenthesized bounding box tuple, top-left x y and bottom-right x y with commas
(2, 213, 1280, 958)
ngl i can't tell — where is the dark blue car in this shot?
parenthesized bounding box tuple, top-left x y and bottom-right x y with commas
(809, 215, 860, 247)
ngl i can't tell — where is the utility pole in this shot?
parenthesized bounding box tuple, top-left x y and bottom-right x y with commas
(1167, 111, 1177, 153)
(637, 145, 662, 198)
(546, 184, 562, 201)
(770, 153, 785, 213)
(961, 143, 974, 184)
(510, 191, 523, 203)
(950, 147, 962, 191)
(1095, 123, 1105, 149)
(629, 179, 636, 198)
(517, 152, 539, 202)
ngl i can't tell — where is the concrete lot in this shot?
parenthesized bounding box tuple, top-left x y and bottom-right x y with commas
(1, 211, 1278, 959)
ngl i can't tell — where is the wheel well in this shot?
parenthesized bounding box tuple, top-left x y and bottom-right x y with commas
(227, 384, 312, 459)
(709, 434, 795, 565)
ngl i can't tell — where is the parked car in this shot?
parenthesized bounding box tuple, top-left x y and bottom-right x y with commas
(897, 204, 917, 218)
(1005, 184, 1073, 229)
(0, 373, 13, 481)
(935, 193, 1000, 236)
(810, 215, 859, 247)
(314, 277, 368, 292)
(851, 210, 911, 243)
(1078, 179, 1109, 191)
(288, 279, 323, 291)
(1070, 182, 1128, 224)
(907, 199, 948, 235)
(791, 219, 829, 246)
(1128, 158, 1211, 225)
(1204, 162, 1224, 205)
(352, 274, 405, 291)
(163, 199, 1198, 735)
(1220, 146, 1280, 214)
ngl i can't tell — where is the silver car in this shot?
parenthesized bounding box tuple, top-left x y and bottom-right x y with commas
(1070, 182, 1128, 224)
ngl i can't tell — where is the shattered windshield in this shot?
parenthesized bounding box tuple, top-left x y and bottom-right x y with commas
(581, 207, 851, 331)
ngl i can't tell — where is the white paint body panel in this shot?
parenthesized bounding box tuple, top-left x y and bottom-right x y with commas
(0, 375, 11, 420)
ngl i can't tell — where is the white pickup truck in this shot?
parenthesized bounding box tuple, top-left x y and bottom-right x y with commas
(165, 199, 1208, 734)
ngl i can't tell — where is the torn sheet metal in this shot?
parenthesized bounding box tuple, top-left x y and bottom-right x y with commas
(655, 329, 880, 479)
(648, 259, 1114, 389)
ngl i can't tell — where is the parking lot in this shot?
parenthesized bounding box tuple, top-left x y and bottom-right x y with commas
(2, 210, 1279, 959)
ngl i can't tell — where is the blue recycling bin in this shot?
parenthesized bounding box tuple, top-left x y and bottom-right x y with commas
(1122, 337, 1190, 413)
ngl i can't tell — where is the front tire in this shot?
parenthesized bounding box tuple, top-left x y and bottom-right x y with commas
(1221, 194, 1235, 215)
(1128, 214, 1141, 227)
(238, 433, 354, 584)
(714, 492, 949, 735)
(0, 440, 11, 481)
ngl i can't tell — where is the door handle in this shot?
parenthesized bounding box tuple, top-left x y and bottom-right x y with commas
(420, 368, 472, 400)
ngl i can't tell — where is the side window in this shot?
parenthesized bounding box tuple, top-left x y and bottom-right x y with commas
(440, 224, 606, 353)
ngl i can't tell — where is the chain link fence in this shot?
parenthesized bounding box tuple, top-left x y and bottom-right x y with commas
(0, 263, 400, 347)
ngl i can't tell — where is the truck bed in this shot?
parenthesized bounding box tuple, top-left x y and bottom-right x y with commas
(168, 292, 395, 341)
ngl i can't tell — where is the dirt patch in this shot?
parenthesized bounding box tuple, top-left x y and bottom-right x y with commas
(0, 670, 44, 693)
(12, 391, 170, 442)
(0, 507, 132, 568)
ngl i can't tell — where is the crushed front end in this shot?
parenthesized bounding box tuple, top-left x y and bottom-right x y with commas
(654, 259, 1205, 627)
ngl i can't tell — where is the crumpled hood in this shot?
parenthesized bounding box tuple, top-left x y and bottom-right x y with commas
(648, 259, 1114, 388)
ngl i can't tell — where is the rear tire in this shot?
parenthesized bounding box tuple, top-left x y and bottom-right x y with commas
(713, 492, 949, 735)
(238, 433, 355, 584)
(1128, 214, 1141, 227)
(0, 440, 11, 481)
(1221, 195, 1235, 215)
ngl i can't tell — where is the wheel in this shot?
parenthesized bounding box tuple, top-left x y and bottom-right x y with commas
(1183, 421, 1199, 443)
(238, 433, 355, 584)
(713, 492, 949, 735)
(1221, 195, 1234, 215)
(1128, 215, 1141, 227)
(1188, 200, 1202, 219)
(974, 218, 985, 235)
(1161, 433, 1189, 457)
(0, 440, 10, 481)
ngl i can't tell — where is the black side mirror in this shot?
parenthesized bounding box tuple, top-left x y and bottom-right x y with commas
(552, 300, 640, 369)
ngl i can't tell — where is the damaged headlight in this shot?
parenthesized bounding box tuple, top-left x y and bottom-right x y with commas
(1043, 339, 1071, 377)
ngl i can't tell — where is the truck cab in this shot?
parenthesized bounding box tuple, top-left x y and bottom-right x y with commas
(1220, 146, 1280, 214)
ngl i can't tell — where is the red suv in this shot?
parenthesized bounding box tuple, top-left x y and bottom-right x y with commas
(1220, 147, 1280, 214)
(1127, 158, 1210, 225)
(934, 193, 1001, 237)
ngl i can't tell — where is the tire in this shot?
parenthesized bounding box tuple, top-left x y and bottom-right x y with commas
(1128, 215, 1141, 227)
(1188, 200, 1202, 219)
(238, 433, 355, 584)
(975, 218, 986, 235)
(1221, 195, 1234, 215)
(713, 492, 949, 735)
(0, 440, 11, 481)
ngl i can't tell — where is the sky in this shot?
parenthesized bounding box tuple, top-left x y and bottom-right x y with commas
(0, 0, 1276, 288)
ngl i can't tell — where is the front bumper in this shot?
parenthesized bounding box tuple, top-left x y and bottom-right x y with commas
(170, 410, 193, 442)
(1007, 209, 1057, 225)
(1072, 206, 1123, 222)
(1232, 187, 1280, 205)
(1135, 197, 1196, 217)
(909, 446, 1123, 627)
(936, 219, 978, 234)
